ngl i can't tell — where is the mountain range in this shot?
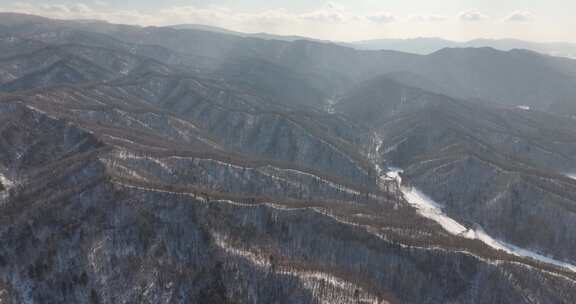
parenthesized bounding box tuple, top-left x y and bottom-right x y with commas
(167, 23, 576, 58)
(349, 37, 576, 58)
(1, 12, 576, 303)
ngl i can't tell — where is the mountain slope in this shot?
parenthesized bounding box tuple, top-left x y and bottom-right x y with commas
(338, 76, 576, 264)
(1, 13, 576, 303)
(3, 101, 576, 303)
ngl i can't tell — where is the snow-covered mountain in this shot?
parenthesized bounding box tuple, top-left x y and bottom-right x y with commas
(1, 13, 576, 303)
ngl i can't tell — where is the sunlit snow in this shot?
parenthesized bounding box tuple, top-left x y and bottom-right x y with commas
(0, 173, 13, 188)
(402, 187, 470, 236)
(0, 173, 13, 200)
(384, 168, 576, 272)
(324, 98, 337, 114)
(516, 105, 531, 111)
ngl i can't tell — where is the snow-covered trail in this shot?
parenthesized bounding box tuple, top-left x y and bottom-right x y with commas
(381, 168, 576, 273)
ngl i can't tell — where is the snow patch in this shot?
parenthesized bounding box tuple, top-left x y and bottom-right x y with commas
(213, 232, 381, 304)
(468, 228, 576, 272)
(25, 104, 61, 121)
(283, 168, 362, 196)
(0, 173, 13, 201)
(324, 98, 337, 114)
(383, 168, 576, 273)
(516, 105, 531, 111)
(117, 151, 171, 172)
(214, 233, 270, 268)
(0, 173, 14, 189)
(401, 186, 470, 236)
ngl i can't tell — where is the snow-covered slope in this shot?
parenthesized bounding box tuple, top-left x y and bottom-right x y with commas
(385, 168, 576, 273)
(2, 12, 576, 303)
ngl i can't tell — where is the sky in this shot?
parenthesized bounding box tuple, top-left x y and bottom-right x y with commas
(1, 0, 574, 42)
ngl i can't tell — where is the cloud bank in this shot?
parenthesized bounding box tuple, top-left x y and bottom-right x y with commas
(0, 3, 543, 41)
(459, 10, 490, 22)
(3, 2, 523, 27)
(504, 10, 535, 23)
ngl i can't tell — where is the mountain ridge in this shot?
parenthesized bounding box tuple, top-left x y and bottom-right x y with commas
(1, 12, 576, 303)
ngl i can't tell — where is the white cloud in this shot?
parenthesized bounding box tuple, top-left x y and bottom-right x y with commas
(504, 10, 534, 22)
(0, 2, 559, 46)
(4, 2, 502, 40)
(410, 14, 447, 23)
(365, 12, 396, 23)
(459, 10, 489, 22)
(2, 2, 397, 27)
(92, 0, 108, 7)
(7, 2, 158, 24)
(299, 10, 348, 23)
(298, 2, 351, 24)
(325, 2, 345, 11)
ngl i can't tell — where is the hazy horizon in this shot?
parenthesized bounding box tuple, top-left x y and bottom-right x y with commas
(0, 0, 574, 43)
